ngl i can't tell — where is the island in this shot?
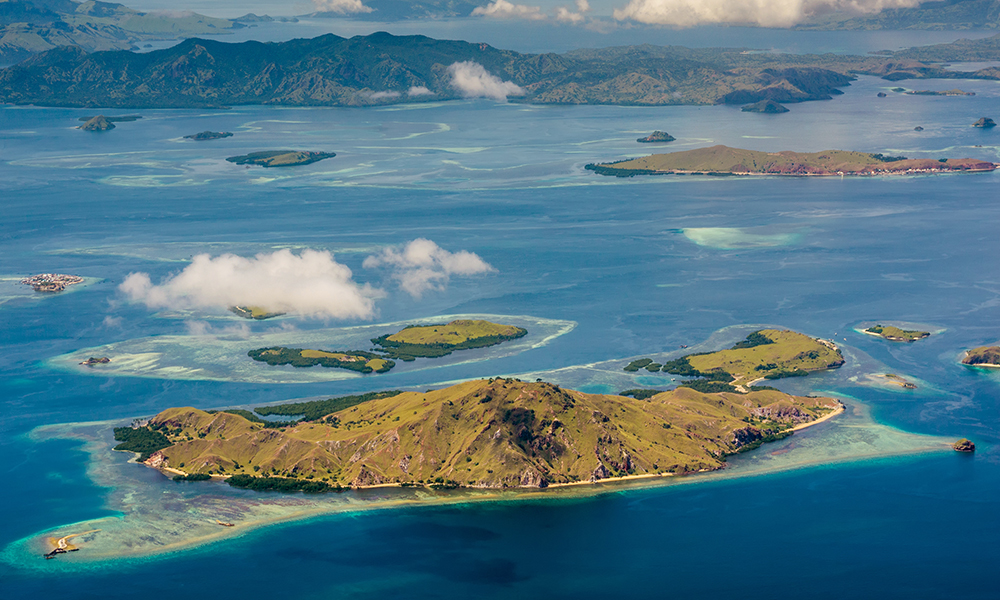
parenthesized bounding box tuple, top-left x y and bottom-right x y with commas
(226, 151, 336, 168)
(914, 126, 924, 131)
(740, 99, 789, 113)
(229, 306, 284, 320)
(974, 117, 997, 128)
(184, 131, 234, 141)
(953, 438, 976, 453)
(625, 329, 843, 393)
(20, 273, 84, 292)
(119, 378, 843, 489)
(80, 357, 111, 366)
(637, 131, 675, 143)
(247, 348, 394, 374)
(881, 373, 917, 389)
(961, 346, 1000, 367)
(247, 320, 527, 374)
(78, 115, 115, 131)
(905, 89, 974, 96)
(877, 92, 887, 97)
(864, 324, 930, 342)
(370, 319, 528, 360)
(584, 145, 996, 178)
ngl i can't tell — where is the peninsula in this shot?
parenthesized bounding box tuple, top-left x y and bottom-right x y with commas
(864, 324, 931, 342)
(125, 378, 842, 489)
(586, 146, 996, 177)
(226, 151, 335, 168)
(247, 348, 394, 374)
(626, 329, 843, 392)
(961, 346, 1000, 367)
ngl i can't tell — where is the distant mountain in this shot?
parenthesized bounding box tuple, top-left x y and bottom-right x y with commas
(1, 32, 997, 108)
(0, 0, 239, 64)
(311, 0, 485, 21)
(799, 0, 1000, 30)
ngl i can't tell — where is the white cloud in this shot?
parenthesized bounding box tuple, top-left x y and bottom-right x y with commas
(473, 0, 546, 20)
(102, 315, 122, 328)
(363, 238, 496, 298)
(408, 86, 434, 97)
(613, 0, 922, 27)
(119, 249, 382, 320)
(312, 0, 372, 14)
(185, 321, 251, 338)
(368, 90, 401, 100)
(555, 0, 590, 23)
(447, 61, 525, 101)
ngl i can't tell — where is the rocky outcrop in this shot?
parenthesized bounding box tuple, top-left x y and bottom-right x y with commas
(973, 117, 996, 128)
(351, 465, 386, 487)
(590, 462, 612, 482)
(953, 438, 975, 453)
(637, 131, 675, 143)
(877, 92, 887, 97)
(519, 469, 548, 488)
(79, 115, 114, 131)
(914, 126, 924, 131)
(728, 426, 764, 447)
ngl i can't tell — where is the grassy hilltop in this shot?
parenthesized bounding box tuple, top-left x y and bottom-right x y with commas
(135, 378, 840, 489)
(588, 146, 996, 177)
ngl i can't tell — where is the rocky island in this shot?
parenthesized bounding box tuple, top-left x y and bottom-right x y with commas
(961, 346, 1000, 367)
(905, 89, 974, 96)
(78, 116, 115, 131)
(121, 378, 842, 489)
(247, 320, 528, 374)
(20, 273, 84, 292)
(79, 357, 111, 366)
(185, 131, 234, 141)
(226, 151, 335, 168)
(637, 131, 675, 143)
(741, 99, 789, 113)
(974, 117, 997, 128)
(864, 324, 930, 342)
(585, 145, 996, 177)
(625, 329, 843, 392)
(953, 438, 976, 453)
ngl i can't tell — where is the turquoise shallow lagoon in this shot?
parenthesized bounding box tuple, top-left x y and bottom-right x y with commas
(1, 52, 999, 596)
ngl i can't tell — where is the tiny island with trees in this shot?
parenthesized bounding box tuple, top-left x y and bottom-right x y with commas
(864, 324, 931, 342)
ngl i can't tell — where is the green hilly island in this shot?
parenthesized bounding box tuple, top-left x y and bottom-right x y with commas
(962, 346, 1000, 366)
(864, 324, 931, 342)
(131, 378, 842, 489)
(3, 32, 1000, 108)
(587, 146, 996, 177)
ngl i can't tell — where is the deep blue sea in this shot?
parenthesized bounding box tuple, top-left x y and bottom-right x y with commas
(2, 48, 1000, 596)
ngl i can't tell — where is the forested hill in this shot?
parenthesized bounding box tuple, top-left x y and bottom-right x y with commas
(1, 31, 998, 108)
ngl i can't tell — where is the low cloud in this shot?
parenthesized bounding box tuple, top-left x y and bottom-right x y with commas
(447, 61, 525, 101)
(408, 86, 434, 97)
(363, 238, 495, 298)
(120, 249, 381, 319)
(613, 0, 922, 27)
(312, 0, 372, 14)
(185, 321, 251, 338)
(472, 0, 545, 20)
(555, 0, 590, 23)
(102, 315, 122, 328)
(368, 90, 401, 100)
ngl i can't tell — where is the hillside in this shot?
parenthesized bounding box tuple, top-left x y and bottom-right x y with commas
(1, 31, 978, 108)
(587, 146, 996, 177)
(800, 0, 1000, 31)
(962, 346, 1000, 366)
(137, 378, 841, 489)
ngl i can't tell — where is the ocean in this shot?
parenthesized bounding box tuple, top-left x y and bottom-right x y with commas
(1, 44, 999, 596)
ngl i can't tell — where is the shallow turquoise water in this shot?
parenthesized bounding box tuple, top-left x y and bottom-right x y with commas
(1, 64, 999, 595)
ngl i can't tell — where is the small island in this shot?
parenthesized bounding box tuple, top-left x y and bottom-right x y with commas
(226, 150, 335, 168)
(953, 438, 975, 453)
(80, 357, 110, 366)
(78, 115, 141, 123)
(637, 131, 675, 143)
(585, 145, 996, 178)
(881, 373, 917, 389)
(877, 92, 887, 97)
(625, 329, 844, 393)
(79, 115, 115, 131)
(229, 306, 285, 320)
(961, 346, 1000, 367)
(184, 131, 234, 141)
(905, 89, 974, 96)
(248, 320, 527, 374)
(864, 324, 930, 342)
(973, 117, 996, 128)
(914, 126, 924, 131)
(20, 273, 84, 293)
(741, 99, 789, 113)
(119, 378, 842, 489)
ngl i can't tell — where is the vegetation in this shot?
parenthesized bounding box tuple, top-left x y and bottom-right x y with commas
(248, 347, 394, 373)
(185, 131, 234, 141)
(113, 426, 171, 461)
(624, 358, 655, 372)
(864, 324, 931, 342)
(618, 389, 665, 400)
(588, 146, 994, 177)
(137, 379, 841, 489)
(678, 380, 739, 393)
(371, 320, 527, 360)
(173, 473, 211, 481)
(254, 391, 403, 422)
(226, 151, 335, 168)
(962, 346, 1000, 366)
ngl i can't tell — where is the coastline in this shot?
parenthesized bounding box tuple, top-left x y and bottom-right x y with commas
(594, 165, 999, 178)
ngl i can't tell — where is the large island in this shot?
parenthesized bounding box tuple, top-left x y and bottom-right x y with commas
(122, 378, 842, 490)
(586, 146, 997, 177)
